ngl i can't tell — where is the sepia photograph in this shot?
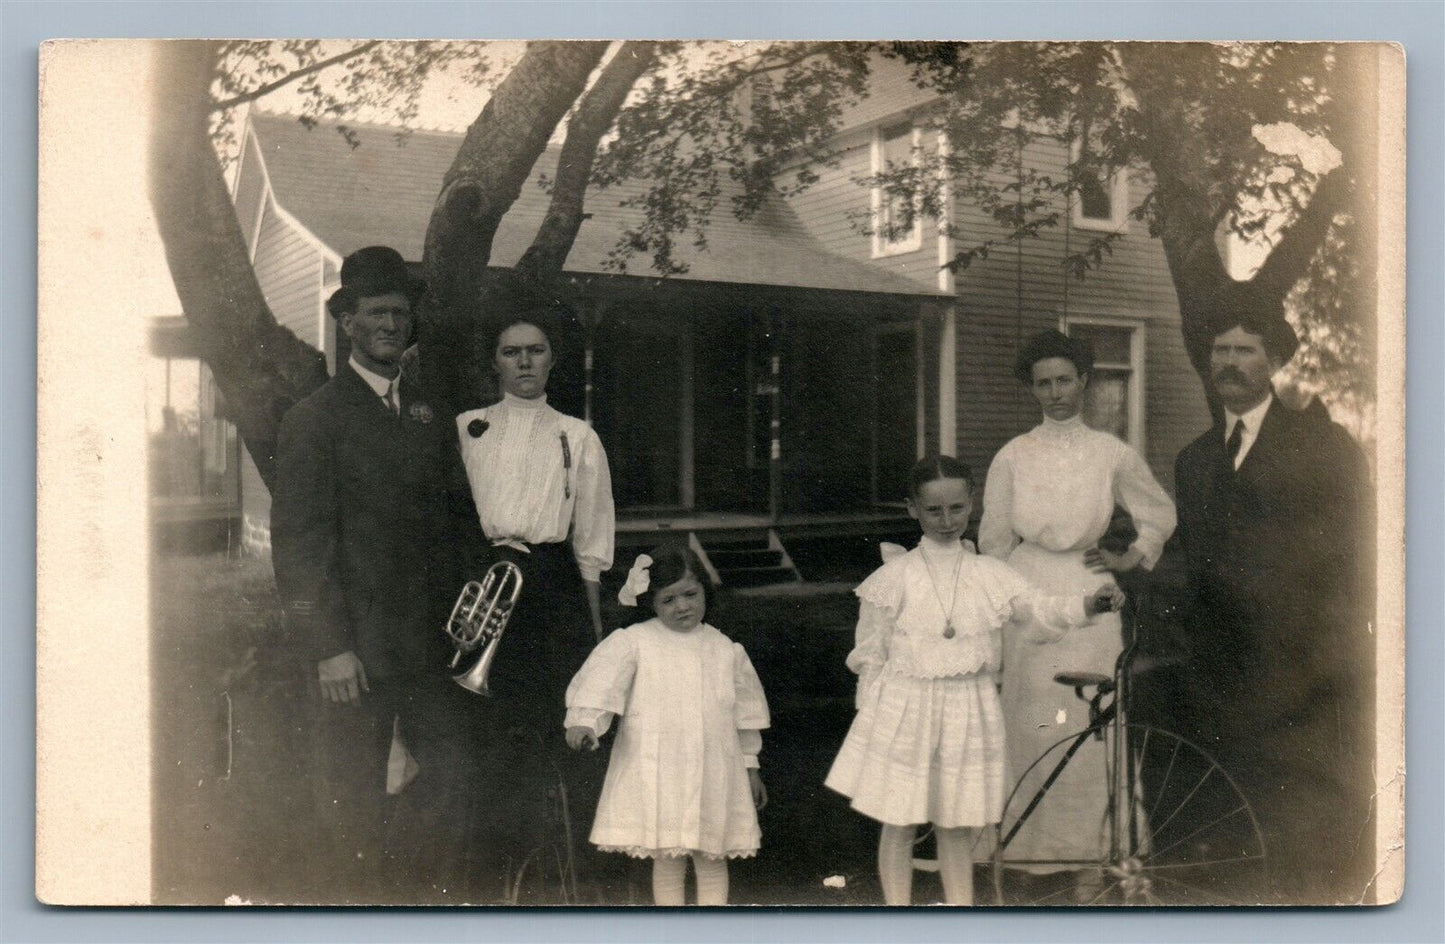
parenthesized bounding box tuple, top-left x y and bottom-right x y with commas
(35, 31, 1405, 912)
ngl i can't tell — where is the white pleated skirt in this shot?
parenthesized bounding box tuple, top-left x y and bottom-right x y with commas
(824, 671, 1005, 829)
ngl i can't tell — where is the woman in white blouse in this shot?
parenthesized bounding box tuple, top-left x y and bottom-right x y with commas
(454, 305, 616, 728)
(980, 329, 1176, 897)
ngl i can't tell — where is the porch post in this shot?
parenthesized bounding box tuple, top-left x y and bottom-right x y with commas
(768, 348, 782, 520)
(938, 305, 957, 455)
(576, 298, 606, 425)
(937, 127, 958, 456)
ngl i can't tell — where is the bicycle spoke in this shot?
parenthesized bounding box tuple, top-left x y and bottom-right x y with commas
(1144, 801, 1255, 864)
(1146, 739, 1181, 824)
(1083, 877, 1124, 906)
(1139, 853, 1266, 871)
(1149, 764, 1215, 838)
(1148, 870, 1245, 906)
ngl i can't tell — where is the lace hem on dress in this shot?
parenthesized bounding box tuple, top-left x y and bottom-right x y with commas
(597, 844, 759, 861)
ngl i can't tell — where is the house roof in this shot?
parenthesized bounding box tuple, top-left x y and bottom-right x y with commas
(247, 112, 946, 298)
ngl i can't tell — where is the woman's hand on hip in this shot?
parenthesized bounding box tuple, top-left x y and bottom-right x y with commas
(1084, 545, 1144, 574)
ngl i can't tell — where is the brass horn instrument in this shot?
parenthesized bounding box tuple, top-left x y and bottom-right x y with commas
(446, 560, 524, 696)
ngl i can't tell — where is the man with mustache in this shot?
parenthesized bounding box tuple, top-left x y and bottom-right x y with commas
(271, 246, 481, 902)
(1164, 288, 1375, 904)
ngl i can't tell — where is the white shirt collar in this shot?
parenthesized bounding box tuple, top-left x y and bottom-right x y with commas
(1225, 392, 1273, 437)
(349, 355, 397, 398)
(500, 391, 548, 410)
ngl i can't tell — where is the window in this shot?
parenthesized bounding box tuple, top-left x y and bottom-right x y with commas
(1063, 318, 1145, 449)
(871, 122, 923, 256)
(1070, 139, 1130, 232)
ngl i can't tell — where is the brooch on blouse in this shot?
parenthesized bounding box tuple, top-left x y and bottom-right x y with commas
(468, 418, 490, 438)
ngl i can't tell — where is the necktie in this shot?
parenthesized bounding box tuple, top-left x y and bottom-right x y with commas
(383, 382, 398, 416)
(1225, 419, 1244, 468)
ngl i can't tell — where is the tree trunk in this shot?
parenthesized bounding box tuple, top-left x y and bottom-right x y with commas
(513, 42, 659, 286)
(148, 40, 329, 492)
(418, 40, 611, 414)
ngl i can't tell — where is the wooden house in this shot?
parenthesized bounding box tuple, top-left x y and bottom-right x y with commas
(226, 59, 1207, 583)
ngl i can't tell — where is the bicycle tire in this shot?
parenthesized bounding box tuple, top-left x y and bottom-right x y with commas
(991, 723, 1269, 905)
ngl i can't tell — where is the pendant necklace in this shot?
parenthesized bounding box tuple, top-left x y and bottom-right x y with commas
(921, 542, 966, 639)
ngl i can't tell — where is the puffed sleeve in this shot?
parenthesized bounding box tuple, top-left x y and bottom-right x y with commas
(564, 627, 637, 735)
(849, 562, 903, 673)
(732, 643, 771, 732)
(1112, 442, 1177, 570)
(731, 643, 769, 768)
(570, 426, 616, 583)
(979, 446, 1022, 561)
(978, 558, 1091, 644)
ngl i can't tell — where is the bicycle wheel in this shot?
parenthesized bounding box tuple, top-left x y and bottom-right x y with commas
(993, 723, 1268, 905)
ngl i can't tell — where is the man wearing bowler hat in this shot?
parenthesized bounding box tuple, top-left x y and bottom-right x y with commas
(271, 246, 483, 902)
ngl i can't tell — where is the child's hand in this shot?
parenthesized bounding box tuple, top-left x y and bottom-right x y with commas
(748, 768, 768, 811)
(1088, 585, 1126, 614)
(565, 725, 598, 751)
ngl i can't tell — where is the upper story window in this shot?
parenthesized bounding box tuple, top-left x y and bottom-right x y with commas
(1070, 138, 1130, 232)
(871, 122, 924, 257)
(1063, 317, 1145, 449)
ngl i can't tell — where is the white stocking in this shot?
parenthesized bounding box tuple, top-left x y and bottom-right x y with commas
(692, 853, 729, 906)
(652, 856, 687, 906)
(878, 824, 917, 906)
(935, 826, 976, 905)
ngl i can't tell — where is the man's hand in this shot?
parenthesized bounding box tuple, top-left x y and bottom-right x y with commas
(748, 768, 768, 811)
(1087, 585, 1127, 615)
(566, 726, 599, 751)
(317, 651, 369, 705)
(1084, 545, 1144, 574)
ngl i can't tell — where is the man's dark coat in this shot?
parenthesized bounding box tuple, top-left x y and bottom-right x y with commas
(271, 363, 461, 676)
(1168, 395, 1374, 902)
(269, 361, 493, 902)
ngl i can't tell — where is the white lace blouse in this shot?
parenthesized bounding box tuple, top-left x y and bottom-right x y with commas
(456, 393, 616, 582)
(845, 537, 1092, 702)
(979, 415, 1176, 566)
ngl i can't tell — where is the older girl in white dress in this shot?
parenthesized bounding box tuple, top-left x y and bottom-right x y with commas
(980, 330, 1175, 894)
(825, 456, 1124, 905)
(565, 545, 769, 906)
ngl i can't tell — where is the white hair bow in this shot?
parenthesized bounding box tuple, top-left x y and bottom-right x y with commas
(618, 554, 653, 606)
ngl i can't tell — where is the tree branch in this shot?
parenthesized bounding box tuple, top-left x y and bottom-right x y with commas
(1247, 169, 1348, 302)
(149, 40, 329, 491)
(515, 41, 659, 285)
(418, 40, 610, 412)
(210, 41, 382, 112)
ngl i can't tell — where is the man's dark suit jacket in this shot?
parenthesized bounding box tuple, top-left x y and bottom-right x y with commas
(1172, 396, 1373, 718)
(1167, 394, 1374, 900)
(271, 363, 465, 678)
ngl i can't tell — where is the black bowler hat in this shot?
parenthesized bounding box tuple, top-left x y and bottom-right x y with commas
(326, 246, 427, 318)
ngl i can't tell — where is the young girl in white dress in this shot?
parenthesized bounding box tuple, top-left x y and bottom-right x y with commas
(824, 456, 1125, 905)
(564, 545, 769, 906)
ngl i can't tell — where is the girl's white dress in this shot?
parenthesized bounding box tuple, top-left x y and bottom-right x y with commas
(824, 537, 1094, 829)
(565, 619, 770, 859)
(980, 413, 1175, 868)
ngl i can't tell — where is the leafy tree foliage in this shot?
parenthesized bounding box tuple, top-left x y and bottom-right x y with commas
(868, 41, 1379, 420)
(148, 40, 1379, 488)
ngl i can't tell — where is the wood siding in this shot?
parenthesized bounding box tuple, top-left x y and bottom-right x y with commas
(784, 76, 1210, 494)
(253, 200, 322, 348)
(233, 132, 267, 253)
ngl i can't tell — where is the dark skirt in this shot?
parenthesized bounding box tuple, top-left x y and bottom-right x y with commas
(479, 541, 595, 730)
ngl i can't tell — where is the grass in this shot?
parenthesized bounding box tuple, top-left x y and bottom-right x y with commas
(151, 551, 898, 905)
